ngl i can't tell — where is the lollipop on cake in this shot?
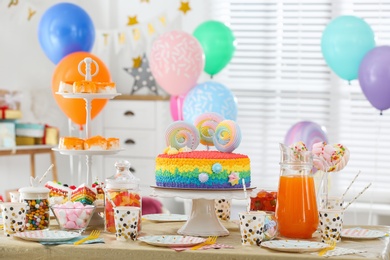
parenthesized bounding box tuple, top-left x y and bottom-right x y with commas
(213, 120, 242, 153)
(164, 121, 200, 153)
(194, 112, 224, 147)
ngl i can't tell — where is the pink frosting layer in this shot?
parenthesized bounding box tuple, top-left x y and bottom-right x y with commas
(158, 150, 248, 159)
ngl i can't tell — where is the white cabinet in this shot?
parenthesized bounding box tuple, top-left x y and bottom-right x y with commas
(101, 96, 171, 188)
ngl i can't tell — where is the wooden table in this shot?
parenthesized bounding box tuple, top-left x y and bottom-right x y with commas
(0, 145, 57, 180)
(0, 220, 388, 260)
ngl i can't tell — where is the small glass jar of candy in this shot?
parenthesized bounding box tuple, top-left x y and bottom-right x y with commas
(250, 190, 277, 212)
(104, 160, 141, 233)
(19, 186, 50, 230)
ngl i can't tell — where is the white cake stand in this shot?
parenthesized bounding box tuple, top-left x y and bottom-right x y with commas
(151, 186, 256, 237)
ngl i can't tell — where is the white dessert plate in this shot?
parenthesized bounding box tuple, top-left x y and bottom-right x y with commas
(14, 230, 81, 242)
(52, 148, 124, 156)
(261, 240, 330, 253)
(56, 92, 121, 99)
(341, 228, 388, 239)
(138, 235, 206, 247)
(143, 214, 188, 222)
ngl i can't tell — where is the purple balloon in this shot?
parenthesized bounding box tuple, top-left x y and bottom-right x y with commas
(358, 46, 390, 112)
(284, 121, 328, 151)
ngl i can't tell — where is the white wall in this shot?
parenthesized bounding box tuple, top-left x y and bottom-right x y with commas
(0, 0, 208, 198)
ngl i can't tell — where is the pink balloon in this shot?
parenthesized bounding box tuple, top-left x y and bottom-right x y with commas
(149, 31, 204, 96)
(170, 94, 186, 121)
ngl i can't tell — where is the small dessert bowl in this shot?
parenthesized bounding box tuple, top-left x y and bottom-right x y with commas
(51, 202, 96, 233)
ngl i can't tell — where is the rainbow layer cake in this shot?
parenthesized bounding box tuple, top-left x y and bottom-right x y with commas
(155, 113, 251, 190)
(71, 184, 97, 205)
(45, 181, 72, 198)
(155, 150, 250, 189)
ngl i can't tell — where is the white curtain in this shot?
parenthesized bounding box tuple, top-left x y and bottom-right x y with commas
(209, 0, 390, 225)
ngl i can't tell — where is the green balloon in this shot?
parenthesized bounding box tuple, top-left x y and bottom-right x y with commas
(193, 20, 236, 76)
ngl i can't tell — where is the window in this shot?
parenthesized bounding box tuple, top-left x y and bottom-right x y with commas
(209, 0, 390, 211)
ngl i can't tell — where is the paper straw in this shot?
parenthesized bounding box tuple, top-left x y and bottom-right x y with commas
(341, 170, 361, 201)
(39, 164, 54, 183)
(242, 179, 250, 212)
(344, 182, 372, 210)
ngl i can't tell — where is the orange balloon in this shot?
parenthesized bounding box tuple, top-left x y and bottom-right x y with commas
(52, 52, 111, 126)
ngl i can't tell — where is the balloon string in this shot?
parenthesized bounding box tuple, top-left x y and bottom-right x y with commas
(79, 125, 84, 131)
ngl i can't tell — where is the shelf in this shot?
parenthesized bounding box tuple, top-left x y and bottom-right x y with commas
(55, 92, 121, 99)
(52, 148, 124, 156)
(113, 94, 170, 101)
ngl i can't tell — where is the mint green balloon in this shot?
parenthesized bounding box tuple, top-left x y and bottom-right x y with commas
(193, 20, 236, 76)
(321, 15, 375, 81)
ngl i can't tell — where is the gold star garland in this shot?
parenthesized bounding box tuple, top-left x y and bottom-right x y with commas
(127, 16, 139, 26)
(27, 7, 36, 21)
(132, 56, 142, 68)
(178, 1, 191, 14)
(8, 0, 18, 8)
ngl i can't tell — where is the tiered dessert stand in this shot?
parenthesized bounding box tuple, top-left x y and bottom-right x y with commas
(53, 57, 123, 185)
(151, 186, 256, 237)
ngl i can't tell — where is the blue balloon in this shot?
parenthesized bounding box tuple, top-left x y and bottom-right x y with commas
(38, 3, 95, 64)
(183, 81, 238, 124)
(321, 15, 375, 81)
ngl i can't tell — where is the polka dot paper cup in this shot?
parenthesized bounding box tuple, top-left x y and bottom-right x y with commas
(238, 211, 266, 246)
(114, 206, 140, 241)
(319, 209, 344, 244)
(1, 202, 27, 237)
(215, 199, 231, 221)
(319, 196, 344, 210)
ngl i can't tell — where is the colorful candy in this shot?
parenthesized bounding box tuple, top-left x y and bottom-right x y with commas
(250, 190, 277, 212)
(24, 199, 50, 230)
(165, 121, 200, 150)
(104, 190, 141, 233)
(213, 120, 241, 153)
(51, 201, 95, 231)
(194, 112, 224, 146)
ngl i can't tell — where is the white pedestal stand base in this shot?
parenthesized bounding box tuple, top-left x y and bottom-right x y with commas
(151, 186, 257, 237)
(178, 198, 229, 237)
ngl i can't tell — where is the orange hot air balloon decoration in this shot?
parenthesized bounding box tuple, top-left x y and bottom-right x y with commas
(52, 52, 112, 126)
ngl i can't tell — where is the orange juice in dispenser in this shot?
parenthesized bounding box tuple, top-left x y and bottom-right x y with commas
(275, 143, 318, 239)
(104, 160, 141, 233)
